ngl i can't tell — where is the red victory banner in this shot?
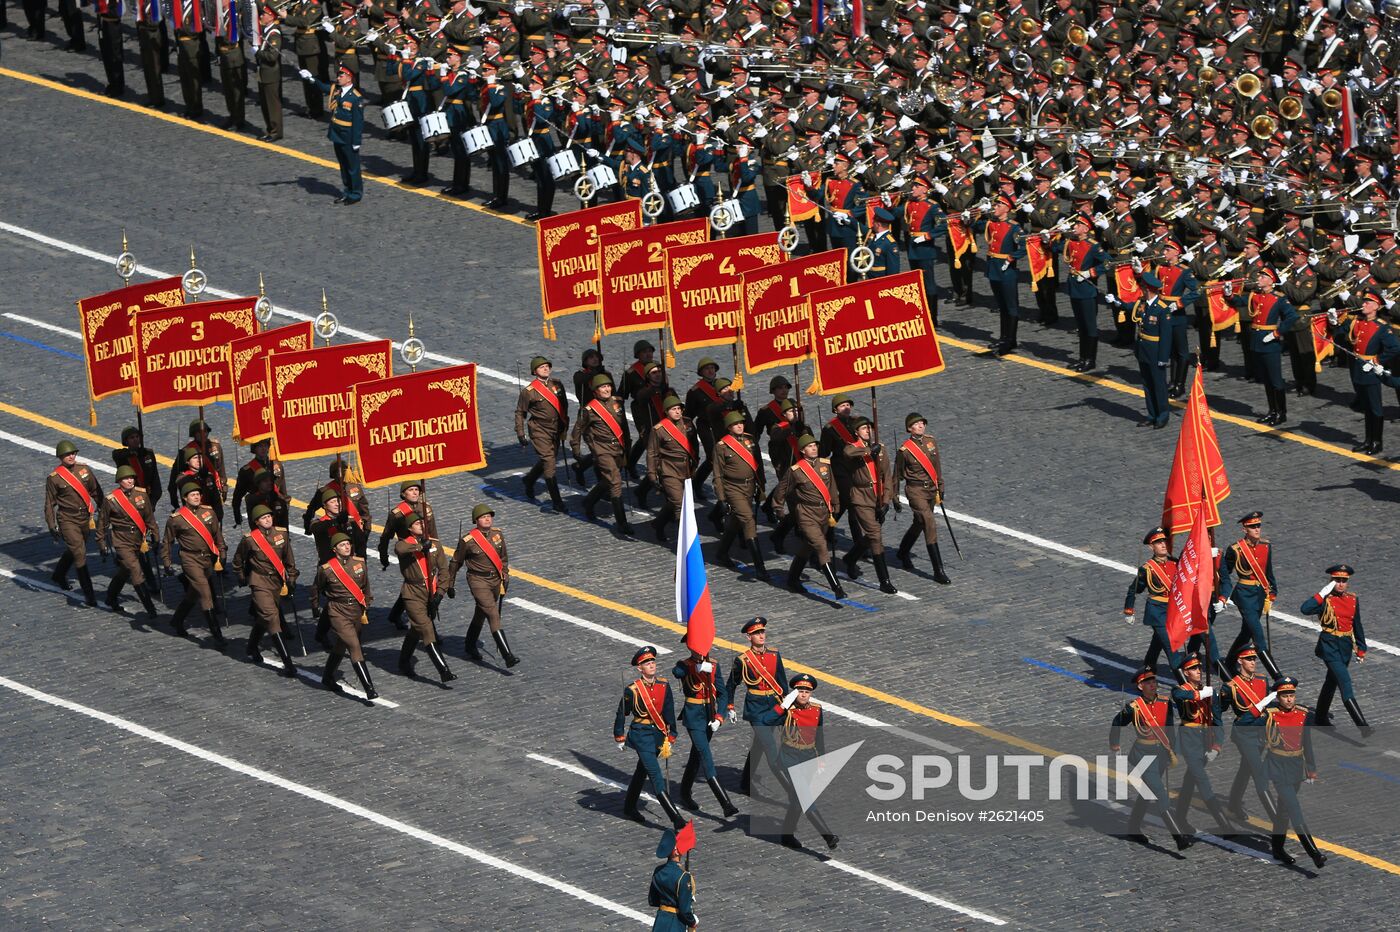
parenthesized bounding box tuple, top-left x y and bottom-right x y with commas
(228, 322, 315, 443)
(666, 232, 782, 351)
(1165, 501, 1214, 652)
(133, 298, 259, 412)
(808, 270, 946, 394)
(77, 276, 186, 406)
(1026, 235, 1054, 292)
(1161, 367, 1231, 535)
(267, 340, 392, 461)
(740, 249, 846, 374)
(786, 176, 820, 224)
(598, 217, 709, 336)
(536, 200, 642, 334)
(353, 363, 487, 487)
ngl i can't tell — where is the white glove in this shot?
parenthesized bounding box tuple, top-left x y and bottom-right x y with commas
(1133, 241, 1148, 254)
(365, 29, 379, 41)
(1197, 686, 1215, 699)
(1086, 26, 1098, 39)
(753, 124, 768, 139)
(938, 151, 953, 162)
(636, 104, 649, 120)
(714, 118, 730, 132)
(1252, 690, 1278, 713)
(1092, 77, 1103, 89)
(1057, 177, 1074, 191)
(586, 147, 600, 158)
(698, 660, 713, 672)
(717, 85, 732, 100)
(933, 182, 948, 195)
(1223, 281, 1233, 297)
(787, 110, 798, 124)
(352, 145, 360, 151)
(1182, 250, 1195, 263)
(299, 69, 314, 81)
(1272, 74, 1283, 88)
(320, 20, 334, 32)
(957, 2, 971, 11)
(960, 209, 971, 221)
(898, 115, 917, 131)
(708, 718, 721, 733)
(1363, 362, 1376, 373)
(727, 709, 738, 723)
(780, 689, 800, 709)
(1204, 748, 1219, 763)
(1338, 290, 1351, 302)
(1095, 217, 1109, 230)
(1124, 611, 1136, 624)
(1319, 580, 1337, 597)
(1262, 331, 1277, 343)
(1157, 94, 1171, 106)
(616, 741, 627, 752)
(1105, 294, 1118, 305)
(1215, 599, 1231, 613)
(1020, 202, 1033, 213)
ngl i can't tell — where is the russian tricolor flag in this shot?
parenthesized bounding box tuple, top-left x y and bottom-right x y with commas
(675, 478, 715, 656)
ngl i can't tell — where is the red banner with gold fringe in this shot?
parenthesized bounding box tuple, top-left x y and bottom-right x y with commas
(352, 363, 486, 487)
(228, 322, 315, 442)
(133, 298, 259, 412)
(740, 249, 846, 374)
(807, 269, 946, 394)
(666, 232, 782, 351)
(266, 340, 392, 461)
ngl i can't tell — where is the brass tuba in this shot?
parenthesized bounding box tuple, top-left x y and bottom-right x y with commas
(1279, 96, 1304, 120)
(1234, 73, 1262, 98)
(1250, 113, 1277, 139)
(1067, 24, 1088, 46)
(1321, 87, 1344, 109)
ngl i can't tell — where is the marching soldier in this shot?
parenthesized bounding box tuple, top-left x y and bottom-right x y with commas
(447, 503, 520, 667)
(818, 393, 858, 545)
(230, 438, 285, 526)
(515, 355, 570, 514)
(308, 486, 352, 566)
(726, 617, 790, 796)
(1109, 668, 1195, 851)
(712, 410, 768, 580)
(377, 479, 436, 629)
(673, 638, 739, 818)
(1217, 511, 1282, 679)
(45, 440, 102, 607)
(644, 394, 698, 543)
(1060, 215, 1108, 372)
(244, 469, 289, 533)
(774, 432, 846, 600)
(893, 413, 950, 584)
(1169, 655, 1236, 836)
(303, 461, 370, 555)
(648, 829, 699, 931)
(974, 195, 1026, 356)
(776, 673, 839, 852)
(1220, 647, 1280, 826)
(161, 481, 228, 646)
(254, 3, 285, 141)
(570, 372, 634, 538)
(1263, 676, 1326, 867)
(1227, 269, 1300, 425)
(170, 419, 227, 515)
(1331, 291, 1400, 454)
(684, 357, 724, 490)
(394, 515, 456, 684)
(231, 503, 299, 677)
(1300, 564, 1371, 734)
(95, 465, 159, 617)
(840, 416, 897, 594)
(302, 64, 365, 204)
(1131, 272, 1174, 429)
(1124, 527, 1181, 677)
(614, 645, 688, 829)
(314, 531, 379, 700)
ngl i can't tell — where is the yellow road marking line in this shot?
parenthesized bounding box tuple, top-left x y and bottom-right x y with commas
(5, 395, 1396, 875)
(0, 67, 533, 229)
(3, 63, 1393, 470)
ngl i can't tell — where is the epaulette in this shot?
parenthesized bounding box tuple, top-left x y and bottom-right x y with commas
(818, 457, 831, 465)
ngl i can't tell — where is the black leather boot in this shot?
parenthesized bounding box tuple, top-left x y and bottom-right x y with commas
(633, 475, 652, 507)
(622, 764, 646, 821)
(1274, 390, 1287, 425)
(928, 544, 951, 584)
(205, 609, 227, 649)
(842, 540, 865, 579)
(51, 552, 74, 590)
(872, 553, 898, 594)
(137, 586, 158, 618)
(464, 616, 485, 660)
(1299, 833, 1326, 868)
(1161, 810, 1195, 851)
(493, 628, 521, 667)
(651, 504, 674, 542)
(269, 631, 297, 677)
(612, 497, 635, 538)
(545, 477, 568, 513)
(398, 631, 421, 674)
(1205, 797, 1237, 836)
(656, 791, 689, 829)
(786, 551, 808, 591)
(1343, 697, 1373, 737)
(770, 514, 793, 553)
(387, 596, 408, 630)
(424, 642, 457, 682)
(581, 484, 604, 520)
(246, 623, 266, 664)
(522, 461, 543, 501)
(896, 525, 919, 569)
(1124, 798, 1149, 844)
(105, 566, 130, 610)
(1256, 386, 1277, 424)
(322, 652, 345, 693)
(819, 562, 847, 600)
(747, 539, 770, 581)
(351, 660, 380, 700)
(75, 566, 98, 607)
(1272, 834, 1296, 864)
(170, 590, 195, 637)
(714, 524, 738, 567)
(708, 776, 740, 816)
(677, 753, 700, 810)
(1082, 336, 1098, 371)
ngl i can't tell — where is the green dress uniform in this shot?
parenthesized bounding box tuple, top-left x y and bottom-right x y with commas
(447, 511, 520, 667)
(95, 476, 159, 616)
(893, 417, 950, 583)
(314, 543, 379, 700)
(840, 423, 896, 593)
(214, 4, 248, 130)
(393, 532, 456, 684)
(1168, 661, 1235, 835)
(614, 648, 687, 828)
(44, 446, 103, 606)
(1131, 283, 1174, 428)
(161, 492, 228, 644)
(282, 0, 327, 115)
(231, 510, 299, 676)
(712, 416, 766, 579)
(773, 444, 846, 599)
(254, 17, 285, 139)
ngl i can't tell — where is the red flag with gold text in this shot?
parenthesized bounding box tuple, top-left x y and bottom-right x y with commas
(598, 217, 708, 335)
(133, 298, 259, 412)
(77, 276, 186, 406)
(353, 363, 486, 487)
(536, 201, 643, 335)
(228, 322, 315, 442)
(666, 232, 782, 351)
(807, 270, 945, 394)
(740, 249, 846, 374)
(266, 340, 392, 461)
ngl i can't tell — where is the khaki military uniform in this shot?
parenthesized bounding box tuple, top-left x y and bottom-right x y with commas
(712, 432, 765, 540)
(516, 377, 569, 480)
(774, 455, 838, 564)
(45, 462, 101, 568)
(646, 416, 698, 515)
(571, 396, 631, 498)
(161, 504, 225, 611)
(315, 554, 372, 661)
(448, 527, 509, 635)
(896, 434, 944, 546)
(842, 441, 894, 554)
(395, 534, 445, 644)
(232, 526, 299, 634)
(97, 485, 156, 586)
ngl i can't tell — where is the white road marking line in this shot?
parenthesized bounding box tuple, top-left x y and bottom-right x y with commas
(507, 598, 672, 653)
(1, 429, 117, 471)
(0, 675, 647, 924)
(528, 753, 1006, 925)
(2, 222, 1395, 655)
(1384, 750, 1400, 761)
(818, 700, 964, 754)
(822, 859, 1008, 926)
(2, 311, 81, 338)
(293, 665, 400, 708)
(1059, 645, 1139, 675)
(0, 565, 87, 603)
